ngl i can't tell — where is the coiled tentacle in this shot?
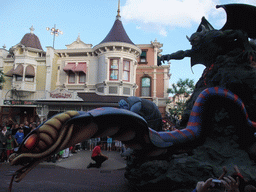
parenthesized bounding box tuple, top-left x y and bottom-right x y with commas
(8, 87, 256, 183)
(149, 87, 256, 148)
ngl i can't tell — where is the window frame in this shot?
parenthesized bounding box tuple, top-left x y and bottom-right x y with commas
(68, 71, 76, 84)
(139, 49, 148, 64)
(109, 58, 119, 81)
(141, 76, 151, 97)
(78, 72, 86, 84)
(123, 60, 130, 82)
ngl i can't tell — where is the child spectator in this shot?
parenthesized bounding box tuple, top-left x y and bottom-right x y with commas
(107, 136, 112, 151)
(6, 133, 14, 160)
(15, 128, 24, 147)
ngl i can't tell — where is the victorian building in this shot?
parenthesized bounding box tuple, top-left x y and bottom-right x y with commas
(0, 2, 170, 125)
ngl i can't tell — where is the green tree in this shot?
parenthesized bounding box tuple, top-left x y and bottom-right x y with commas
(0, 70, 5, 89)
(167, 78, 195, 116)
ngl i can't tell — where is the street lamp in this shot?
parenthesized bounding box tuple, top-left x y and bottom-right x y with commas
(46, 24, 63, 49)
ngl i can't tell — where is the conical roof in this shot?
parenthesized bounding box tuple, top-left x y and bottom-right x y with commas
(20, 26, 43, 50)
(100, 19, 134, 45)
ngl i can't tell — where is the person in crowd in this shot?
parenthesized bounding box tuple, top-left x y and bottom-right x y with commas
(81, 140, 88, 150)
(30, 123, 37, 132)
(101, 136, 107, 150)
(114, 140, 122, 152)
(6, 133, 14, 161)
(2, 126, 8, 137)
(107, 136, 112, 151)
(62, 148, 69, 159)
(88, 138, 94, 151)
(6, 117, 14, 131)
(23, 121, 31, 138)
(11, 123, 19, 137)
(0, 126, 7, 162)
(15, 128, 24, 147)
(87, 141, 108, 168)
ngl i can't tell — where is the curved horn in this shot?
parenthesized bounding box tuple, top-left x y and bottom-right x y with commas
(186, 35, 191, 41)
(200, 25, 206, 34)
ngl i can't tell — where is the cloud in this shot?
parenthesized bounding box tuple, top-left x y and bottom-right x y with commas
(122, 0, 220, 36)
(228, 0, 256, 6)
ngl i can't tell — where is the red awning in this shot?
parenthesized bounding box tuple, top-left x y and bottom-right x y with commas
(13, 64, 24, 76)
(63, 63, 76, 72)
(74, 63, 87, 74)
(5, 67, 14, 77)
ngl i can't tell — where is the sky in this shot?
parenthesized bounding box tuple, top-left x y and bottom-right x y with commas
(1, 0, 256, 89)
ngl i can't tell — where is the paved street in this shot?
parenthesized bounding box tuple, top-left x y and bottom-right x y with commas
(0, 150, 134, 192)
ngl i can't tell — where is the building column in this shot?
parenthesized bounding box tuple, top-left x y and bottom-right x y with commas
(45, 46, 55, 92)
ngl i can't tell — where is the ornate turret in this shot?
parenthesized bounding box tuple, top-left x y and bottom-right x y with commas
(20, 26, 43, 50)
(99, 0, 134, 45)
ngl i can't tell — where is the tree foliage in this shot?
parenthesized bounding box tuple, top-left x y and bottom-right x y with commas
(167, 78, 195, 116)
(0, 70, 5, 89)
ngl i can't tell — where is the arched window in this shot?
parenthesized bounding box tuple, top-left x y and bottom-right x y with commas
(141, 76, 151, 97)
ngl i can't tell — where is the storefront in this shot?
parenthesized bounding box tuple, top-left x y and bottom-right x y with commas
(35, 88, 127, 121)
(1, 100, 38, 126)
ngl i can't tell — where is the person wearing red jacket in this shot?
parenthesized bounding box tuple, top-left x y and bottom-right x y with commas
(87, 141, 108, 168)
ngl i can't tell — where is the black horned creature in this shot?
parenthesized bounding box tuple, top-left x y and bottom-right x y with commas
(158, 4, 256, 68)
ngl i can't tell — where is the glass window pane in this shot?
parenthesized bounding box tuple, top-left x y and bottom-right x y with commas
(110, 70, 118, 80)
(110, 59, 118, 69)
(141, 87, 150, 96)
(79, 72, 86, 83)
(123, 60, 130, 70)
(142, 77, 150, 87)
(69, 72, 75, 83)
(123, 71, 129, 81)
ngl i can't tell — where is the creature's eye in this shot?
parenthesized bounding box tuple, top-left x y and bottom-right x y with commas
(24, 134, 38, 150)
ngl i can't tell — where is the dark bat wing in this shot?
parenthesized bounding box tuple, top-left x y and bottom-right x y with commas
(217, 3, 256, 39)
(196, 16, 215, 32)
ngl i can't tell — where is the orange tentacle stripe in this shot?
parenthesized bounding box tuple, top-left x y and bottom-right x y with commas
(194, 102, 203, 107)
(167, 132, 177, 139)
(199, 94, 206, 99)
(190, 111, 201, 116)
(176, 129, 188, 139)
(214, 87, 219, 93)
(184, 128, 196, 138)
(187, 122, 200, 126)
(234, 94, 238, 102)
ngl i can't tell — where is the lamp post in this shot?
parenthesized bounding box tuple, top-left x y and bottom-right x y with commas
(46, 24, 63, 49)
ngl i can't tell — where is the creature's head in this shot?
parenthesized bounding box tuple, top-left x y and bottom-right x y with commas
(186, 25, 207, 46)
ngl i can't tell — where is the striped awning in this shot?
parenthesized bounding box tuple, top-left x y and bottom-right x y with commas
(13, 64, 24, 76)
(74, 63, 86, 74)
(63, 63, 76, 72)
(5, 67, 14, 77)
(25, 65, 35, 77)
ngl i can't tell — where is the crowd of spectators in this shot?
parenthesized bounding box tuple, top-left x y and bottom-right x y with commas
(0, 121, 37, 162)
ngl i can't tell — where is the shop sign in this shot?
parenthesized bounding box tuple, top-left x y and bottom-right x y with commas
(49, 89, 73, 99)
(4, 100, 34, 105)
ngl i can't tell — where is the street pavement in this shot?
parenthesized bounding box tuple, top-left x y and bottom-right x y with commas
(0, 150, 134, 192)
(41, 149, 127, 170)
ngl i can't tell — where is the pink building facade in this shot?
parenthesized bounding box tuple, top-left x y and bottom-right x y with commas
(135, 40, 171, 116)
